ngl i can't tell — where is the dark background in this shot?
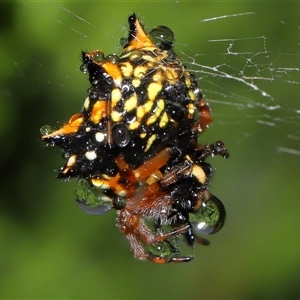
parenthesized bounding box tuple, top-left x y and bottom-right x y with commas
(1, 1, 300, 299)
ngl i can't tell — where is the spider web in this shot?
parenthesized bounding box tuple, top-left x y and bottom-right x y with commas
(9, 1, 300, 156)
(1, 1, 300, 299)
(186, 33, 300, 155)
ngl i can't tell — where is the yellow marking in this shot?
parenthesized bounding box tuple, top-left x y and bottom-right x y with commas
(144, 134, 156, 152)
(111, 111, 122, 122)
(67, 155, 77, 167)
(132, 79, 141, 87)
(185, 155, 193, 162)
(187, 103, 195, 116)
(42, 114, 83, 138)
(129, 120, 140, 130)
(90, 101, 106, 123)
(188, 90, 196, 101)
(155, 108, 162, 118)
(139, 133, 147, 138)
(120, 52, 130, 59)
(136, 106, 145, 119)
(101, 174, 111, 180)
(61, 154, 77, 174)
(145, 170, 163, 185)
(124, 94, 137, 112)
(137, 46, 157, 52)
(159, 112, 169, 128)
(134, 65, 147, 79)
(120, 61, 133, 77)
(147, 82, 162, 101)
(122, 17, 155, 52)
(129, 50, 142, 61)
(134, 170, 141, 179)
(146, 114, 157, 125)
(165, 68, 179, 82)
(142, 54, 159, 64)
(191, 164, 206, 184)
(111, 88, 122, 108)
(157, 99, 165, 110)
(91, 178, 110, 190)
(91, 176, 127, 197)
(152, 70, 163, 82)
(155, 99, 165, 117)
(117, 190, 127, 197)
(185, 77, 191, 88)
(102, 62, 122, 86)
(144, 101, 153, 113)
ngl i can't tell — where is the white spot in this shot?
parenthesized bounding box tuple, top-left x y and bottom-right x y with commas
(95, 132, 105, 142)
(66, 155, 76, 166)
(117, 190, 127, 197)
(83, 97, 90, 110)
(85, 150, 97, 160)
(85, 127, 91, 132)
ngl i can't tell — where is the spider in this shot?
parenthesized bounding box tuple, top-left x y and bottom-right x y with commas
(41, 14, 229, 263)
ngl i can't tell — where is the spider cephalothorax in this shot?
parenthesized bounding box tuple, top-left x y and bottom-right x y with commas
(41, 14, 228, 263)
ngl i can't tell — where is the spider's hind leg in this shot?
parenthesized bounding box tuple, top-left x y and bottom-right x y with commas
(118, 209, 193, 263)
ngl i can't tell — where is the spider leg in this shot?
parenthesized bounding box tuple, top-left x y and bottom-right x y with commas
(117, 209, 193, 263)
(149, 253, 193, 264)
(197, 141, 229, 161)
(126, 233, 193, 263)
(192, 98, 212, 133)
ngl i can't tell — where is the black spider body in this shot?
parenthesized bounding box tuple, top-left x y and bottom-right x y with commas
(41, 14, 228, 263)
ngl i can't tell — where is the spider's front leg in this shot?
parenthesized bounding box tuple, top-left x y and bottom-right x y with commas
(196, 140, 229, 162)
(192, 98, 213, 133)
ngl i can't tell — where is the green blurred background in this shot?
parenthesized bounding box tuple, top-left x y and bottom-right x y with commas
(1, 1, 300, 299)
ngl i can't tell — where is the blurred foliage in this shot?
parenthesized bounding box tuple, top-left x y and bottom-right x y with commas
(0, 1, 300, 299)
